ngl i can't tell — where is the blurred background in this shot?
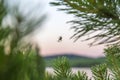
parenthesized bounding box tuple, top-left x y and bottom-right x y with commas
(2, 0, 120, 79)
(3, 0, 106, 67)
(0, 0, 109, 78)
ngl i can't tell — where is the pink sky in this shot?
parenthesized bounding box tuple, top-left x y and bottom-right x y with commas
(32, 0, 105, 58)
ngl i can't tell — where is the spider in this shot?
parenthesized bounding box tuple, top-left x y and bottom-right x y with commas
(58, 36, 62, 42)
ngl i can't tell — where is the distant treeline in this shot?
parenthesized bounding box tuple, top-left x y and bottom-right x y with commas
(44, 54, 105, 67)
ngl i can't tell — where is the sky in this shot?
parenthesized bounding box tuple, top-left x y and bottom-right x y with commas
(34, 0, 105, 57)
(5, 0, 105, 57)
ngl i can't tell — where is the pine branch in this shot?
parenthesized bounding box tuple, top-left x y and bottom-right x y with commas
(91, 63, 111, 80)
(50, 0, 120, 45)
(53, 57, 72, 80)
(105, 45, 120, 80)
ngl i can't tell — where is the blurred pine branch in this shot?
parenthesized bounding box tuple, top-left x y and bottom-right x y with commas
(0, 0, 45, 80)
